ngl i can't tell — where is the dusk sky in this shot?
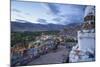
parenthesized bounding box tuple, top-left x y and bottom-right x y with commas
(11, 0, 87, 25)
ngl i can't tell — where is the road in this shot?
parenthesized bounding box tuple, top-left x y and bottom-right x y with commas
(27, 45, 69, 65)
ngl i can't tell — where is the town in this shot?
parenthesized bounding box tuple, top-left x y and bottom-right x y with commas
(11, 1, 95, 66)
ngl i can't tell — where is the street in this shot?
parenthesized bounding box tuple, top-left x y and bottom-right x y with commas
(27, 45, 69, 65)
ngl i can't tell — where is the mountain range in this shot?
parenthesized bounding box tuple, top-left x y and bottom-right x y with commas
(11, 20, 82, 37)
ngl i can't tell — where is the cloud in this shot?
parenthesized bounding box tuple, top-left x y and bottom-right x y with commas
(12, 8, 31, 15)
(60, 15, 84, 24)
(37, 18, 48, 24)
(11, 1, 87, 25)
(52, 13, 84, 25)
(46, 3, 60, 15)
(12, 8, 22, 13)
(46, 4, 86, 25)
(52, 17, 62, 22)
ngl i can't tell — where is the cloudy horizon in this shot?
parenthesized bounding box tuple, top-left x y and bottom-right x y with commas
(11, 1, 87, 25)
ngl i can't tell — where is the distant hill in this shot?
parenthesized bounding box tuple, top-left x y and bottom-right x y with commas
(63, 23, 82, 37)
(11, 21, 66, 32)
(11, 21, 83, 37)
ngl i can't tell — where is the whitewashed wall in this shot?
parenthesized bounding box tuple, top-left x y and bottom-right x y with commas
(78, 30, 95, 53)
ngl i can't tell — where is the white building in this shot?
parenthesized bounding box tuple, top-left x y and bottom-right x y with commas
(69, 6, 95, 62)
(78, 30, 95, 53)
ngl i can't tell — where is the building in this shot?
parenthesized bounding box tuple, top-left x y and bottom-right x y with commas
(69, 6, 95, 62)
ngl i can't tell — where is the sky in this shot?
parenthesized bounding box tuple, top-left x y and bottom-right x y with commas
(11, 0, 87, 25)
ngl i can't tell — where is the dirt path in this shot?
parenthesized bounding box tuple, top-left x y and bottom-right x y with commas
(27, 45, 69, 65)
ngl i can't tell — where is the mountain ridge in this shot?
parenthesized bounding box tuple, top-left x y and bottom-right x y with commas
(11, 21, 82, 34)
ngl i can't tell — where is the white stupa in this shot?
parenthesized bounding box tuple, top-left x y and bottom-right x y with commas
(84, 6, 95, 17)
(69, 6, 95, 62)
